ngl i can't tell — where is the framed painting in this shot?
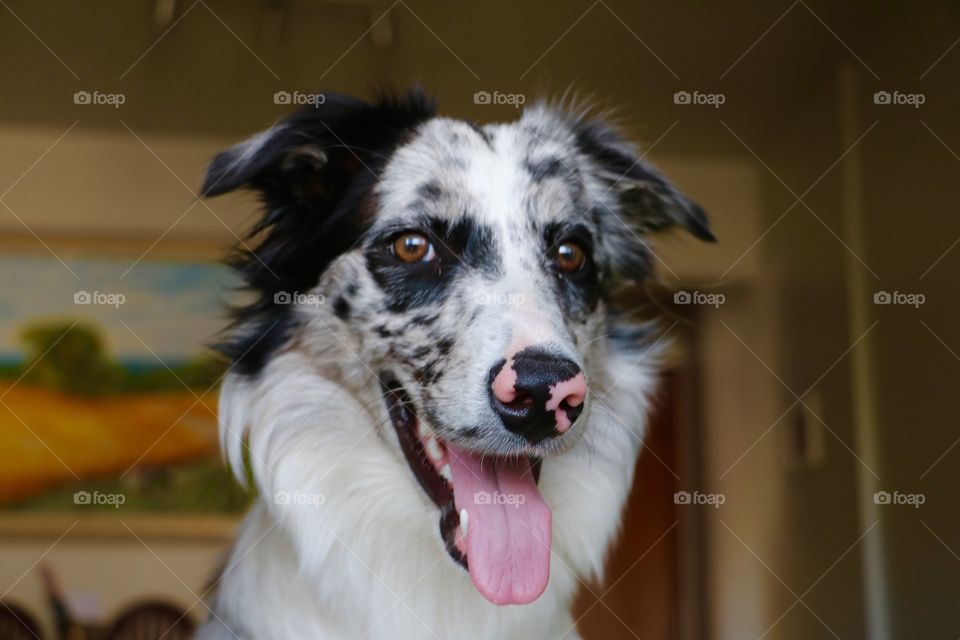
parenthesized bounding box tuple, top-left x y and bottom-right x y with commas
(0, 233, 250, 538)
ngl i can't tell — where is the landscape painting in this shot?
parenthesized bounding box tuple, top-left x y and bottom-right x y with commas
(0, 253, 251, 516)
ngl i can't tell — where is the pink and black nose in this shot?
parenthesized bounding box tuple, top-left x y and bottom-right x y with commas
(488, 347, 587, 444)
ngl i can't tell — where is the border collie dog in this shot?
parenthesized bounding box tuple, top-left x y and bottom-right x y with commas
(196, 89, 712, 640)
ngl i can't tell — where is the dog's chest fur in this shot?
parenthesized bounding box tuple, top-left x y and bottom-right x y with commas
(198, 342, 655, 640)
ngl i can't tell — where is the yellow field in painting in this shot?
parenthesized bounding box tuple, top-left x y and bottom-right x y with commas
(0, 382, 219, 503)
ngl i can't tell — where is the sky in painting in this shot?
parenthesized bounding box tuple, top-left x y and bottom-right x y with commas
(0, 255, 241, 363)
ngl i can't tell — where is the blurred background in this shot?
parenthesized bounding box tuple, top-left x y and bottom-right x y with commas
(0, 1, 957, 638)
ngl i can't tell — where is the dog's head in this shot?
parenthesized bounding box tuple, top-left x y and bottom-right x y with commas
(205, 89, 712, 606)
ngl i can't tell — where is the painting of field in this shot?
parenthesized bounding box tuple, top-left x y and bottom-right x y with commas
(0, 254, 251, 514)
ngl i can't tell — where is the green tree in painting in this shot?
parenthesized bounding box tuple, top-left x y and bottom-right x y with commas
(177, 353, 227, 389)
(20, 322, 121, 395)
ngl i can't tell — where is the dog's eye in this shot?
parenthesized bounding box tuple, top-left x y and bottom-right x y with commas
(554, 241, 587, 273)
(393, 232, 436, 263)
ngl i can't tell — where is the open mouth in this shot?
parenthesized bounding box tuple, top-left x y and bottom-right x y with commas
(380, 376, 552, 606)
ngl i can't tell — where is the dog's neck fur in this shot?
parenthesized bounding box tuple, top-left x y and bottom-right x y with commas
(197, 338, 658, 640)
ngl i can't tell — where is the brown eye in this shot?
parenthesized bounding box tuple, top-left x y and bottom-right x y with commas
(555, 241, 586, 272)
(393, 232, 435, 263)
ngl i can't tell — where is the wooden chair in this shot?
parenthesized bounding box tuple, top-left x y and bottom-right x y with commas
(105, 602, 194, 640)
(0, 601, 44, 640)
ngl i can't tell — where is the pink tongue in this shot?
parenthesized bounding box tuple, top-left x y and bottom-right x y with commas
(447, 445, 551, 605)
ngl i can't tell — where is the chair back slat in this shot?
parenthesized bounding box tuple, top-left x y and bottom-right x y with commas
(107, 602, 194, 640)
(0, 602, 44, 640)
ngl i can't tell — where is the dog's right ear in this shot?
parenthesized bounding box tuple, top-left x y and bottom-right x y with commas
(201, 89, 436, 201)
(201, 124, 328, 198)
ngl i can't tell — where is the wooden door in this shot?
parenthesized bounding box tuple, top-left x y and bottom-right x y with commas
(574, 374, 683, 639)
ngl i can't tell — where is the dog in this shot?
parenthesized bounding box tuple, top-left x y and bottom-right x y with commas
(194, 88, 712, 640)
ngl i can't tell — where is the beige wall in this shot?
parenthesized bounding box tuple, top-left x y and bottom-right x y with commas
(853, 8, 960, 636)
(1, 126, 249, 240)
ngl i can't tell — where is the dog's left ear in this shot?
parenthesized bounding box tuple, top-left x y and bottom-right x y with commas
(573, 117, 716, 243)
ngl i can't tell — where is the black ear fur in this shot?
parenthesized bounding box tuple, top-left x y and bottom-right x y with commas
(203, 88, 436, 375)
(201, 127, 330, 198)
(573, 118, 715, 243)
(202, 89, 436, 199)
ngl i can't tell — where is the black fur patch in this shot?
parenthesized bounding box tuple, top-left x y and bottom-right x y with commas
(409, 312, 440, 327)
(436, 337, 454, 356)
(525, 156, 565, 182)
(410, 345, 433, 360)
(333, 296, 351, 320)
(416, 180, 444, 201)
(543, 221, 601, 317)
(365, 216, 501, 313)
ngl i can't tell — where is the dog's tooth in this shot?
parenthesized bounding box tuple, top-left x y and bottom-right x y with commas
(440, 464, 452, 483)
(459, 508, 469, 538)
(425, 436, 443, 461)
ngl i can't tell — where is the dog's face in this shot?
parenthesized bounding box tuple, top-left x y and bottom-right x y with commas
(205, 90, 712, 606)
(356, 115, 623, 456)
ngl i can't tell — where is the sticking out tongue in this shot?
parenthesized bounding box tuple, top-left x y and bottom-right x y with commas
(447, 445, 551, 605)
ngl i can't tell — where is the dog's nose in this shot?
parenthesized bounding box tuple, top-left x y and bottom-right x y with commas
(488, 348, 587, 443)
